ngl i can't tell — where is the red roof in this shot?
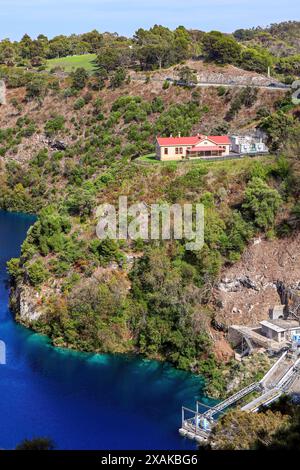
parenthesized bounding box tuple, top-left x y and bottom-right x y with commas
(209, 135, 231, 144)
(157, 136, 199, 146)
(157, 135, 230, 146)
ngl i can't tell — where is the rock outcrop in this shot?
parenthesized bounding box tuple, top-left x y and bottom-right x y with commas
(213, 232, 300, 326)
(10, 283, 43, 322)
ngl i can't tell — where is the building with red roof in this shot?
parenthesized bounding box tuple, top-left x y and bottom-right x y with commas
(156, 133, 231, 161)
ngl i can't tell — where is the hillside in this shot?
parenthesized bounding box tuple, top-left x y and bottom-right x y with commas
(0, 51, 299, 399)
(214, 231, 300, 327)
(234, 21, 300, 56)
(0, 60, 285, 168)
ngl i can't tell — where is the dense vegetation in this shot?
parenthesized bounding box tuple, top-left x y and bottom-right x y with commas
(1, 21, 299, 403)
(1, 22, 300, 83)
(209, 395, 300, 450)
(3, 84, 299, 396)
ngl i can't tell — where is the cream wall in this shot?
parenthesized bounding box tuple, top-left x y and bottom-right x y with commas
(195, 140, 230, 156)
(156, 143, 189, 161)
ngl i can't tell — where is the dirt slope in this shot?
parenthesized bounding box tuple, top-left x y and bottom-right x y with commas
(214, 232, 300, 327)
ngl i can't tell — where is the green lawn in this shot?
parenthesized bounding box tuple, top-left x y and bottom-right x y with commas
(136, 153, 220, 166)
(136, 153, 275, 171)
(137, 153, 159, 163)
(46, 54, 97, 73)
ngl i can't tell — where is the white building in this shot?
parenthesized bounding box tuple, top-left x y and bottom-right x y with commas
(230, 134, 269, 154)
(260, 319, 300, 343)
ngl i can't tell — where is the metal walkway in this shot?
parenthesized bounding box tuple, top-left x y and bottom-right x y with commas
(180, 350, 300, 442)
(202, 382, 260, 419)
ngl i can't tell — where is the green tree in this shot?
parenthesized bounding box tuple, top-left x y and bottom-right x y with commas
(95, 44, 130, 72)
(26, 259, 49, 286)
(210, 409, 289, 450)
(25, 76, 48, 102)
(259, 111, 296, 151)
(177, 66, 197, 84)
(44, 115, 65, 137)
(16, 437, 54, 450)
(243, 177, 282, 229)
(81, 30, 103, 52)
(110, 67, 127, 89)
(71, 67, 89, 90)
(202, 31, 242, 64)
(240, 47, 273, 73)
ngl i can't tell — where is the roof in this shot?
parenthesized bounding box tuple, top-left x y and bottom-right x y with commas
(156, 135, 231, 146)
(210, 135, 231, 144)
(188, 146, 223, 152)
(260, 320, 285, 333)
(271, 319, 300, 330)
(157, 136, 200, 146)
(259, 319, 300, 332)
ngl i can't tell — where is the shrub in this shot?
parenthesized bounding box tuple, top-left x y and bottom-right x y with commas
(44, 115, 65, 137)
(27, 260, 49, 286)
(25, 75, 48, 101)
(243, 177, 282, 230)
(110, 67, 127, 89)
(7, 258, 22, 282)
(71, 67, 89, 90)
(217, 86, 226, 96)
(73, 97, 85, 110)
(89, 239, 124, 265)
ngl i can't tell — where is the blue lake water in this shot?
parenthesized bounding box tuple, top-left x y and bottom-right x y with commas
(0, 210, 212, 450)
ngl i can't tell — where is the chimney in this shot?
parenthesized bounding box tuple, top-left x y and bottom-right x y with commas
(178, 132, 181, 137)
(170, 134, 173, 137)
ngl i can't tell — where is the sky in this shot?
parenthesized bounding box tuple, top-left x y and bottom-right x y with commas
(0, 0, 299, 41)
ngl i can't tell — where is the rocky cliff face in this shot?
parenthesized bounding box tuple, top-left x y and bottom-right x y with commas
(10, 283, 43, 322)
(213, 232, 300, 327)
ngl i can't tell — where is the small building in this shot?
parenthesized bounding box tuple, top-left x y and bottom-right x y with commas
(260, 319, 300, 343)
(156, 134, 231, 161)
(269, 305, 286, 320)
(230, 134, 268, 155)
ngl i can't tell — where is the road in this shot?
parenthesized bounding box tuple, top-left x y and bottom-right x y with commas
(130, 76, 290, 91)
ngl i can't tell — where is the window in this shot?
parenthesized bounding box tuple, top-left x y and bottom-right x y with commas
(164, 148, 168, 155)
(175, 147, 179, 155)
(179, 147, 183, 154)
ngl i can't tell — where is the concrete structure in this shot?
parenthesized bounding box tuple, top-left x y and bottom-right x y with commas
(156, 134, 231, 161)
(228, 324, 284, 353)
(0, 80, 6, 105)
(269, 304, 285, 320)
(229, 302, 300, 355)
(230, 134, 268, 154)
(260, 319, 300, 343)
(180, 351, 300, 442)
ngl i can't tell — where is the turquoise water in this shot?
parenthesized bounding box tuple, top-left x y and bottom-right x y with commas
(0, 210, 212, 449)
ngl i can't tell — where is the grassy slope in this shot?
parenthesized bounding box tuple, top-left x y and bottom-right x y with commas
(46, 54, 97, 73)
